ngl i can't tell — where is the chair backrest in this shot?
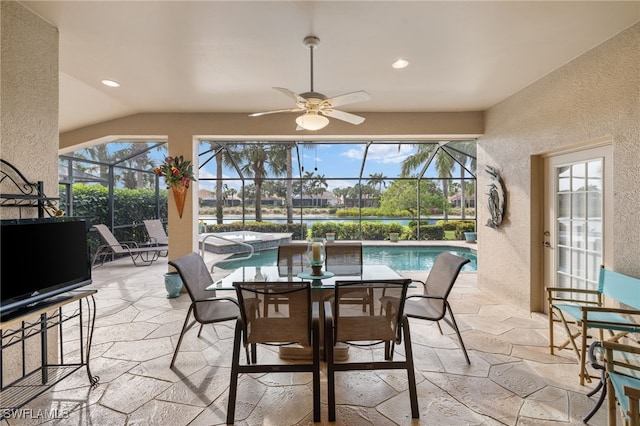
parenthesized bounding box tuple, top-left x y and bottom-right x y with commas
(332, 279, 411, 343)
(325, 242, 363, 276)
(423, 252, 471, 300)
(143, 219, 168, 245)
(277, 243, 309, 275)
(94, 224, 126, 254)
(233, 281, 312, 345)
(169, 253, 217, 321)
(599, 267, 640, 310)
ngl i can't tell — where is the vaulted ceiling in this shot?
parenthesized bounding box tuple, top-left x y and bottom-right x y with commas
(20, 1, 640, 133)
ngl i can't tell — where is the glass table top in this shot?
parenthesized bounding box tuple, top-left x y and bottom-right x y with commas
(207, 264, 403, 291)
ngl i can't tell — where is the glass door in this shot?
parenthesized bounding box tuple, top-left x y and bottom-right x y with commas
(543, 144, 612, 303)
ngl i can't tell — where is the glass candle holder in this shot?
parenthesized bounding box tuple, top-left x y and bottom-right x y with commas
(307, 239, 326, 276)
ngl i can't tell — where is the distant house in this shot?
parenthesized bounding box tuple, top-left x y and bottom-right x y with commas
(293, 191, 338, 207)
(449, 193, 476, 208)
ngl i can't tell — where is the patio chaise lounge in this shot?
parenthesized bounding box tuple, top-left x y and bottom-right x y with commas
(92, 224, 165, 267)
(143, 219, 168, 256)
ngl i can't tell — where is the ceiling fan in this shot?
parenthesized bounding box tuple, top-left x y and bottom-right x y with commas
(249, 35, 371, 131)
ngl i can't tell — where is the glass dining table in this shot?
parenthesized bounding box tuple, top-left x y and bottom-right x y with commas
(207, 264, 406, 360)
(207, 264, 404, 290)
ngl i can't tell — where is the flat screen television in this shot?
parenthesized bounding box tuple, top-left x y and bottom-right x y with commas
(0, 218, 92, 317)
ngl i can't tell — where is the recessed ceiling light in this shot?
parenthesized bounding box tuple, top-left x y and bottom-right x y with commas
(392, 59, 409, 69)
(101, 79, 120, 87)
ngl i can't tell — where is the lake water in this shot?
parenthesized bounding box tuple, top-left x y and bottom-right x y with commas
(200, 216, 437, 228)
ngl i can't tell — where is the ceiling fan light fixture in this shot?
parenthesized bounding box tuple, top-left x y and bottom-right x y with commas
(296, 112, 329, 131)
(392, 59, 409, 69)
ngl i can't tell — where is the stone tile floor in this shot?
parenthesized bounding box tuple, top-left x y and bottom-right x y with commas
(3, 255, 609, 425)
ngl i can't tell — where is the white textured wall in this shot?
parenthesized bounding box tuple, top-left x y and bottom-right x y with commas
(0, 0, 60, 386)
(1, 0, 59, 217)
(478, 22, 640, 311)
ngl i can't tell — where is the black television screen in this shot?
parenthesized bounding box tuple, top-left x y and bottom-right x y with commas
(0, 218, 92, 316)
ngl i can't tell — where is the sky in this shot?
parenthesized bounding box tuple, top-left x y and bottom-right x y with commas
(69, 141, 473, 193)
(196, 142, 430, 193)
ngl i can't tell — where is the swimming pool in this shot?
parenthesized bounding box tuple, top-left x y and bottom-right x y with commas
(216, 245, 477, 271)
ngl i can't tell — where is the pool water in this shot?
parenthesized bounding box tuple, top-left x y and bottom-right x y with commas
(216, 245, 477, 271)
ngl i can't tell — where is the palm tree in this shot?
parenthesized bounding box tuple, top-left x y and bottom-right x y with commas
(230, 144, 287, 221)
(445, 141, 477, 220)
(285, 143, 294, 223)
(204, 142, 226, 224)
(333, 187, 347, 207)
(77, 144, 113, 184)
(400, 142, 456, 220)
(367, 172, 387, 192)
(310, 174, 328, 206)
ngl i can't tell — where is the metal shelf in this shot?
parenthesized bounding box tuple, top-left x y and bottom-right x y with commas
(0, 290, 99, 418)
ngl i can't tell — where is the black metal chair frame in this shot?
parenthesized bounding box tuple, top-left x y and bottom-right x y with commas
(168, 253, 240, 368)
(92, 224, 164, 267)
(227, 281, 321, 424)
(404, 251, 471, 364)
(324, 278, 419, 421)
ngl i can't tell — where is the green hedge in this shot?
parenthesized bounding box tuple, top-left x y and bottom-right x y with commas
(309, 221, 406, 241)
(335, 207, 411, 217)
(68, 183, 168, 255)
(408, 225, 446, 240)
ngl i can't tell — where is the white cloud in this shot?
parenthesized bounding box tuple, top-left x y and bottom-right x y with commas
(341, 144, 415, 165)
(366, 144, 415, 164)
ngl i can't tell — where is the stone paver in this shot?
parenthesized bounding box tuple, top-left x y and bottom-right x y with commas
(10, 256, 610, 425)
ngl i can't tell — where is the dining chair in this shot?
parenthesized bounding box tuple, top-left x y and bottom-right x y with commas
(266, 242, 310, 316)
(92, 224, 165, 267)
(276, 242, 309, 276)
(404, 251, 472, 364)
(324, 278, 418, 421)
(168, 252, 240, 368)
(325, 242, 363, 276)
(228, 280, 320, 424)
(325, 242, 372, 313)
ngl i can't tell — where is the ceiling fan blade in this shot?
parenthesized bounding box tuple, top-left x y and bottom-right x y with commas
(322, 109, 366, 125)
(249, 107, 304, 117)
(327, 90, 371, 108)
(273, 87, 306, 104)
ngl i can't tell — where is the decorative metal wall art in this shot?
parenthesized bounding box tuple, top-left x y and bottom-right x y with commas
(485, 166, 506, 229)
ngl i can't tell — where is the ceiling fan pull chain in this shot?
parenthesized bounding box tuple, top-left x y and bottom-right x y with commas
(309, 42, 314, 93)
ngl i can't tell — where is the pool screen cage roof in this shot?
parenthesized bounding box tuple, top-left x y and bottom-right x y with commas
(58, 139, 477, 235)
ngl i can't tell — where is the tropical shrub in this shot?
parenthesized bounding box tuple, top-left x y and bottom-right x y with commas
(454, 222, 476, 240)
(408, 225, 446, 240)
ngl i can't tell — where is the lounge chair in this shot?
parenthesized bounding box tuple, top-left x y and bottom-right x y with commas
(92, 224, 164, 267)
(143, 219, 168, 256)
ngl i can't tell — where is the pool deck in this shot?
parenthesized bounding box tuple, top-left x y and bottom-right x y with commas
(14, 255, 607, 425)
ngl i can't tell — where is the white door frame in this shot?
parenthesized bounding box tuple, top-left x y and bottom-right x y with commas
(541, 141, 613, 311)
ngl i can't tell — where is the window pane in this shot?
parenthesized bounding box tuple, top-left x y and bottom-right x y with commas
(557, 166, 571, 192)
(571, 163, 586, 191)
(587, 160, 603, 190)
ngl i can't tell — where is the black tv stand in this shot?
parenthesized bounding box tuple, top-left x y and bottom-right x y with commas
(0, 290, 99, 418)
